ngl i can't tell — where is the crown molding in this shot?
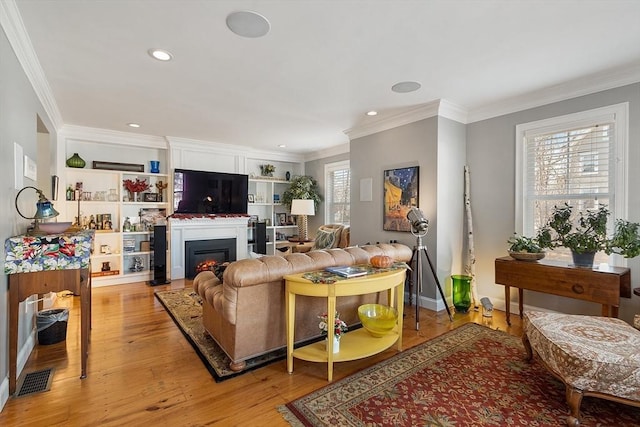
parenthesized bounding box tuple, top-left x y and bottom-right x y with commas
(467, 63, 640, 123)
(438, 99, 469, 124)
(166, 136, 305, 163)
(1, 0, 63, 130)
(344, 100, 441, 140)
(304, 143, 350, 162)
(344, 99, 471, 141)
(60, 125, 168, 149)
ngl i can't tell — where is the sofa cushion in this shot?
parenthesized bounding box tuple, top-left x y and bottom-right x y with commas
(313, 227, 338, 250)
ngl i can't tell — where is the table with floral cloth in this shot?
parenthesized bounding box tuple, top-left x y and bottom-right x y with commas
(4, 229, 94, 396)
(4, 230, 94, 274)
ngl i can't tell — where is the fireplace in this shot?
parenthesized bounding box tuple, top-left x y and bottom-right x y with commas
(169, 216, 249, 280)
(185, 238, 236, 279)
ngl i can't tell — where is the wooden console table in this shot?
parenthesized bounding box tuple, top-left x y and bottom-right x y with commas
(495, 256, 631, 325)
(4, 231, 94, 395)
(285, 268, 405, 381)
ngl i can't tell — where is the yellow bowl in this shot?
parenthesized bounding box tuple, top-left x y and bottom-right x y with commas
(358, 304, 398, 337)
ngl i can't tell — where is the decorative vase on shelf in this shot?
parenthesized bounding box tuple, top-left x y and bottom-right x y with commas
(108, 189, 118, 202)
(325, 335, 340, 353)
(150, 160, 160, 173)
(66, 152, 86, 168)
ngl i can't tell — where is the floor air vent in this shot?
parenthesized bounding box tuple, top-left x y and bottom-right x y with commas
(15, 368, 55, 398)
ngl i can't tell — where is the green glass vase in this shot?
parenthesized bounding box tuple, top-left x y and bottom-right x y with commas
(452, 275, 472, 313)
(66, 152, 86, 168)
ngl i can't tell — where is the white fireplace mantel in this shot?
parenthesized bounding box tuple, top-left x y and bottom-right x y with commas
(169, 216, 249, 279)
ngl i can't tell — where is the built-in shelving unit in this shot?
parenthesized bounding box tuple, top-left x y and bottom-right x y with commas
(247, 177, 298, 255)
(64, 168, 169, 285)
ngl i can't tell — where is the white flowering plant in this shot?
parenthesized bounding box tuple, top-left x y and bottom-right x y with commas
(318, 312, 348, 338)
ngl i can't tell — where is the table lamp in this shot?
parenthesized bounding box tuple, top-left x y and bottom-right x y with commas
(290, 199, 315, 241)
(15, 186, 60, 235)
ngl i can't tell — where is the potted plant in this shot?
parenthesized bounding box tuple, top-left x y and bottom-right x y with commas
(281, 175, 323, 211)
(259, 164, 275, 177)
(534, 203, 640, 267)
(507, 234, 546, 261)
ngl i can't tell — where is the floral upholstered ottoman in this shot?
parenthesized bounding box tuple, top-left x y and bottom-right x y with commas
(522, 311, 640, 426)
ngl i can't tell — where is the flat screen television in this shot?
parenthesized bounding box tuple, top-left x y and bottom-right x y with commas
(173, 169, 248, 214)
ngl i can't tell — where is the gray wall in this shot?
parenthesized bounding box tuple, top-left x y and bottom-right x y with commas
(350, 118, 438, 250)
(349, 117, 453, 307)
(1, 26, 56, 400)
(467, 83, 640, 322)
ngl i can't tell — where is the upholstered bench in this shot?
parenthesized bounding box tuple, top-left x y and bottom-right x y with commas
(522, 311, 640, 426)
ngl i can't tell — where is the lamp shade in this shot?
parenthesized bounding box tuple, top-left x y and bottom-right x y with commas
(35, 200, 60, 219)
(290, 199, 315, 216)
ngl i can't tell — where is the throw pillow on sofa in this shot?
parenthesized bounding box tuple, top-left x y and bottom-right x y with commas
(313, 228, 339, 250)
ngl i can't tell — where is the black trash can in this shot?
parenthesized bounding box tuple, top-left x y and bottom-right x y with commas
(36, 308, 69, 345)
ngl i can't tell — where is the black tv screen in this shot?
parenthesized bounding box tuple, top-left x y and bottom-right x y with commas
(173, 169, 248, 214)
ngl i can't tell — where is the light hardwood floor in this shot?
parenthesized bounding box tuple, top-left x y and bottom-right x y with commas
(0, 280, 523, 426)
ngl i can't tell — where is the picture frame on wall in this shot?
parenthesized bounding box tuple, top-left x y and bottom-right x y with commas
(383, 166, 419, 232)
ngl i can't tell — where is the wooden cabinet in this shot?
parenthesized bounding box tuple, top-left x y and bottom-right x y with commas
(495, 256, 631, 323)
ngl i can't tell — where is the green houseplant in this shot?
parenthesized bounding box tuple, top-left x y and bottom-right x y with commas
(534, 204, 640, 266)
(507, 234, 547, 261)
(281, 175, 323, 210)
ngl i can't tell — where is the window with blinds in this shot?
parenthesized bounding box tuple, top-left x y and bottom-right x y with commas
(515, 103, 628, 263)
(524, 122, 614, 234)
(325, 160, 350, 225)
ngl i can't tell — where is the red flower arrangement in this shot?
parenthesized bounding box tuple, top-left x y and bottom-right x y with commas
(123, 178, 150, 193)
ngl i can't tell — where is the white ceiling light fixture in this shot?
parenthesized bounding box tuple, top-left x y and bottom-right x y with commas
(148, 48, 173, 61)
(278, 144, 286, 148)
(366, 111, 378, 116)
(226, 11, 270, 38)
(391, 81, 421, 93)
(127, 123, 141, 128)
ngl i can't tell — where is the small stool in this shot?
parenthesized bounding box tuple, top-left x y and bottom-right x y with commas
(522, 311, 640, 426)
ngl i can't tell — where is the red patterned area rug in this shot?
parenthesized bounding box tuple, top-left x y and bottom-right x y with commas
(279, 322, 640, 426)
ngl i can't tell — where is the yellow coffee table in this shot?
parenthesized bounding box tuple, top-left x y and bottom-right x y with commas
(285, 268, 406, 381)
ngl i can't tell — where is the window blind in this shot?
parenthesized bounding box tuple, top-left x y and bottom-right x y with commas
(326, 164, 350, 225)
(524, 121, 615, 233)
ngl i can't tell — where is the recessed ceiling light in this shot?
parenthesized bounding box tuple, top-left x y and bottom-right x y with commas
(391, 81, 421, 93)
(366, 111, 378, 116)
(278, 144, 286, 148)
(226, 11, 270, 38)
(148, 49, 173, 61)
(127, 123, 141, 128)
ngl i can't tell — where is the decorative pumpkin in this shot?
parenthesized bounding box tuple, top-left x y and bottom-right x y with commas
(370, 255, 393, 268)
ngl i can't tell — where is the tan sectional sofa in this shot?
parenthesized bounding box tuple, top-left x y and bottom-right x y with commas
(193, 243, 412, 371)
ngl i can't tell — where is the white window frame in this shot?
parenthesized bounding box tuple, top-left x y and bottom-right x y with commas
(324, 160, 350, 225)
(515, 103, 629, 264)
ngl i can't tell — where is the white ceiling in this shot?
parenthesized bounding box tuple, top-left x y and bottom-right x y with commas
(13, 0, 640, 155)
